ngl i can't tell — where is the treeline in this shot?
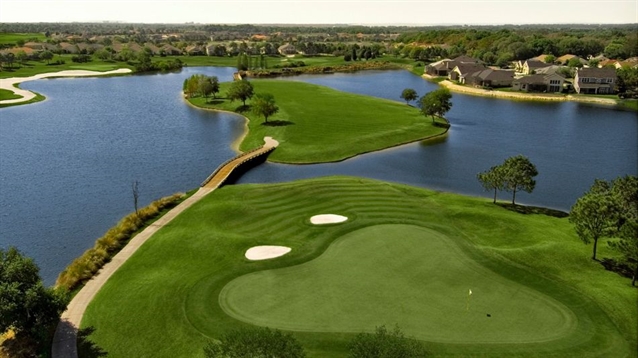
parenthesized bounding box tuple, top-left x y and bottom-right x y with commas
(397, 26, 638, 63)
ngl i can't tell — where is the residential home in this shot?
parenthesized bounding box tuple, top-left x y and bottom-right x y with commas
(556, 54, 587, 66)
(161, 44, 182, 55)
(598, 59, 619, 68)
(530, 54, 552, 63)
(533, 65, 565, 76)
(449, 63, 487, 83)
(425, 55, 480, 77)
(465, 69, 514, 87)
(522, 60, 552, 75)
(58, 42, 79, 54)
(185, 45, 205, 55)
(143, 43, 162, 55)
(615, 58, 638, 69)
(512, 73, 565, 93)
(573, 67, 617, 94)
(277, 43, 297, 55)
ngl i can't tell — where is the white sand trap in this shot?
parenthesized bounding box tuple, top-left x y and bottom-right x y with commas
(310, 214, 348, 225)
(245, 246, 291, 261)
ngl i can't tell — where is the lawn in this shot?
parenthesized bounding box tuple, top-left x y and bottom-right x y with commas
(189, 80, 447, 163)
(0, 32, 46, 45)
(81, 176, 636, 358)
(0, 88, 22, 100)
(0, 56, 134, 79)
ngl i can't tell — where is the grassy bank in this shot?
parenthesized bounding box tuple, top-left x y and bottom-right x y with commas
(0, 88, 22, 100)
(188, 80, 446, 163)
(82, 176, 636, 357)
(0, 91, 44, 108)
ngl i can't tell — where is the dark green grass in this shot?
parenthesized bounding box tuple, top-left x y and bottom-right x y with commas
(0, 91, 45, 108)
(0, 88, 22, 100)
(189, 80, 446, 163)
(82, 177, 636, 358)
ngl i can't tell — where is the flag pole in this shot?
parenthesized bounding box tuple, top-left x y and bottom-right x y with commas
(466, 289, 472, 311)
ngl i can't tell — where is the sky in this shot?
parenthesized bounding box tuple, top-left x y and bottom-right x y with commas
(0, 0, 636, 25)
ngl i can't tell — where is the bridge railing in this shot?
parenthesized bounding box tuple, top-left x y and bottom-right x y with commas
(200, 145, 274, 187)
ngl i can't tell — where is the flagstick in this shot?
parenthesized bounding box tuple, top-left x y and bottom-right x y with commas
(466, 289, 472, 311)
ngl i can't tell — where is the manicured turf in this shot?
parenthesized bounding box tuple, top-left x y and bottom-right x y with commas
(0, 57, 133, 79)
(82, 177, 636, 358)
(0, 88, 22, 100)
(0, 32, 46, 45)
(221, 224, 575, 343)
(189, 80, 447, 163)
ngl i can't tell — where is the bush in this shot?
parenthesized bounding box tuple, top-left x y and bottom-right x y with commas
(349, 325, 427, 358)
(204, 327, 305, 358)
(55, 193, 184, 291)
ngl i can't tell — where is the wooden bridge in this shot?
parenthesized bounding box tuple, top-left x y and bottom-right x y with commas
(51, 137, 278, 358)
(201, 136, 278, 189)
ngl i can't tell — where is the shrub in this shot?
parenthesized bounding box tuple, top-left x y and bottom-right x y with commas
(349, 325, 427, 358)
(204, 327, 305, 358)
(55, 193, 184, 291)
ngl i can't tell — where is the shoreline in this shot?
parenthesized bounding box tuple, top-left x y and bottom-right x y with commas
(432, 78, 622, 107)
(0, 68, 133, 106)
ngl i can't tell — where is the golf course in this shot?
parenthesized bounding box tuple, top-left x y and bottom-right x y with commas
(188, 80, 448, 163)
(81, 176, 636, 357)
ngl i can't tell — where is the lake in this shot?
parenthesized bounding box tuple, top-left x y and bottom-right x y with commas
(0, 67, 636, 284)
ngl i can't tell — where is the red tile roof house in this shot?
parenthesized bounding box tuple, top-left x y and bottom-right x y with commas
(512, 73, 565, 93)
(574, 68, 617, 94)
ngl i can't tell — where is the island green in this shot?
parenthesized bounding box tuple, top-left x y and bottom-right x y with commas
(81, 176, 636, 358)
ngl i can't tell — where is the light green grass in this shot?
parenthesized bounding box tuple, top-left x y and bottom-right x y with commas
(0, 91, 44, 108)
(0, 56, 133, 79)
(82, 176, 636, 358)
(221, 224, 576, 344)
(0, 32, 46, 45)
(189, 80, 446, 163)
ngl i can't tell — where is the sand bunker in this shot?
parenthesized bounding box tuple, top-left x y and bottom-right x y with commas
(245, 246, 291, 261)
(310, 214, 348, 225)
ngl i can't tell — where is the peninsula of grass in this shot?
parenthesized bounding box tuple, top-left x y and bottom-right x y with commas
(82, 176, 636, 358)
(0, 88, 22, 100)
(189, 80, 447, 163)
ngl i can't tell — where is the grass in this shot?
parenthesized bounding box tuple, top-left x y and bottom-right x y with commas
(0, 88, 22, 100)
(0, 32, 46, 45)
(82, 176, 636, 358)
(0, 56, 134, 79)
(0, 91, 45, 108)
(189, 80, 446, 163)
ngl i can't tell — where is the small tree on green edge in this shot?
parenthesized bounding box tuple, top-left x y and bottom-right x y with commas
(349, 325, 428, 358)
(400, 88, 418, 105)
(227, 80, 254, 107)
(252, 93, 279, 124)
(608, 175, 638, 285)
(477, 165, 505, 203)
(418, 88, 452, 124)
(500, 155, 538, 205)
(204, 327, 305, 358)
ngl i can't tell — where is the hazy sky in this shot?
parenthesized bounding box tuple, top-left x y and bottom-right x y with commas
(0, 0, 636, 25)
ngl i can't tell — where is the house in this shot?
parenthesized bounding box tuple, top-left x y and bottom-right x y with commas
(530, 54, 553, 63)
(185, 45, 205, 56)
(522, 60, 552, 75)
(556, 54, 587, 66)
(58, 42, 79, 54)
(573, 67, 616, 94)
(465, 69, 514, 87)
(449, 63, 487, 83)
(598, 59, 619, 68)
(144, 43, 162, 55)
(533, 65, 565, 76)
(512, 73, 565, 93)
(161, 44, 182, 55)
(425, 55, 480, 77)
(277, 43, 297, 55)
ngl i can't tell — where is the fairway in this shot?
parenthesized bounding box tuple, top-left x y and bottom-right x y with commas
(189, 80, 447, 163)
(81, 177, 636, 357)
(221, 225, 575, 343)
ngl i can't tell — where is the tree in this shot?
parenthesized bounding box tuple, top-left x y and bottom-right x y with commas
(349, 325, 427, 358)
(252, 93, 279, 123)
(607, 175, 638, 285)
(567, 57, 583, 68)
(40, 50, 54, 65)
(418, 88, 453, 124)
(570, 183, 618, 261)
(477, 165, 505, 203)
(544, 55, 555, 64)
(400, 88, 418, 105)
(227, 80, 254, 106)
(0, 247, 67, 356)
(500, 155, 538, 205)
(203, 327, 305, 358)
(209, 76, 220, 99)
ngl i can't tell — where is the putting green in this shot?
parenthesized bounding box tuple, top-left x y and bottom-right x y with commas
(220, 224, 576, 343)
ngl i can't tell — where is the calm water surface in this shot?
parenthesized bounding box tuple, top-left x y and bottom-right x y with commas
(0, 68, 636, 284)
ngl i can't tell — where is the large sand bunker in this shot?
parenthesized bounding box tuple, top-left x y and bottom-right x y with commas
(245, 246, 291, 261)
(310, 214, 348, 225)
